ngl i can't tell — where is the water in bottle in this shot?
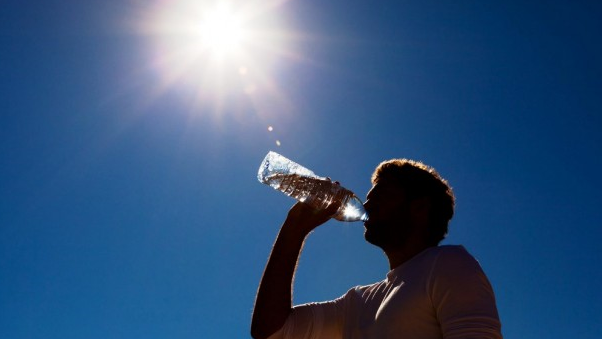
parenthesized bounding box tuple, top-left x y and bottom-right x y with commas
(257, 151, 368, 222)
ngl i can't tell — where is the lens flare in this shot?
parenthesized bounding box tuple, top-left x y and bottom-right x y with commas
(136, 0, 294, 109)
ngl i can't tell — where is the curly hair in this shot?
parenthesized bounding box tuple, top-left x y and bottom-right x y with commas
(371, 159, 455, 245)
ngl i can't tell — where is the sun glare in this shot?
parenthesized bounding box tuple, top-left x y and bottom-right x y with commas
(136, 0, 297, 121)
(199, 4, 245, 58)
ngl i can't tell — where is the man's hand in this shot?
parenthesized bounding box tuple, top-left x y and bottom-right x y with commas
(282, 200, 341, 236)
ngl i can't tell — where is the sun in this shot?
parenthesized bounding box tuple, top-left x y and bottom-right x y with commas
(144, 1, 253, 65)
(134, 0, 298, 121)
(198, 3, 246, 58)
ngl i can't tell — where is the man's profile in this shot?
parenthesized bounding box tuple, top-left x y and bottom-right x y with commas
(251, 159, 502, 339)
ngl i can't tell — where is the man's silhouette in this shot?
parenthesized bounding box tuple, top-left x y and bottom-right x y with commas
(252, 159, 502, 339)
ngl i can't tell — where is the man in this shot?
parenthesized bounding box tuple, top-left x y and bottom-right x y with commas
(251, 159, 502, 339)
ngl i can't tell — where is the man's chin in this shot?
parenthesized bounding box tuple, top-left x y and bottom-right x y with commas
(364, 229, 382, 247)
(364, 228, 402, 250)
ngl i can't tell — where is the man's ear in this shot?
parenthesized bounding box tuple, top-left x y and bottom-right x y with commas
(410, 197, 430, 222)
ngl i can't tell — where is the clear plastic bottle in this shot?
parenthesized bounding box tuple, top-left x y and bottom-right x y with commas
(257, 151, 368, 222)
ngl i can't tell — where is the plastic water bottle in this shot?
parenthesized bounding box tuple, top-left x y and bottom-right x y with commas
(257, 151, 368, 222)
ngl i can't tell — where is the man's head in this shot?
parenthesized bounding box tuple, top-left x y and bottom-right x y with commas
(364, 159, 455, 249)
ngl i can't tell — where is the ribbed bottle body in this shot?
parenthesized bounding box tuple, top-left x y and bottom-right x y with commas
(258, 152, 367, 222)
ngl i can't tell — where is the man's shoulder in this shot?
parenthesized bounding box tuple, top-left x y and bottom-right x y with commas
(429, 245, 485, 276)
(407, 245, 471, 266)
(428, 244, 475, 261)
(346, 277, 391, 299)
(431, 244, 468, 254)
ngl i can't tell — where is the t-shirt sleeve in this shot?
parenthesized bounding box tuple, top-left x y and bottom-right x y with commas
(266, 288, 356, 339)
(429, 246, 503, 339)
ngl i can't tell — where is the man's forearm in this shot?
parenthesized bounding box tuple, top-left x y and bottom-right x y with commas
(251, 202, 338, 339)
(251, 222, 308, 339)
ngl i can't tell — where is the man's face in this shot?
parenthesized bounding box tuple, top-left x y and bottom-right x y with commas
(363, 179, 414, 250)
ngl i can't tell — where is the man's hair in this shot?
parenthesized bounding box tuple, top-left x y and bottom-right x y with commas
(371, 159, 455, 245)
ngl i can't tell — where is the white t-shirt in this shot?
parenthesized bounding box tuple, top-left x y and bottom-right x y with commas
(268, 245, 502, 339)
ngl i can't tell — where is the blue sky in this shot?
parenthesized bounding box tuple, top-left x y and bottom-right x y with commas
(1, 0, 601, 338)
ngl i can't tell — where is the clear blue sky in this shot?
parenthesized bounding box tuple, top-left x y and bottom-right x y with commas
(1, 0, 601, 338)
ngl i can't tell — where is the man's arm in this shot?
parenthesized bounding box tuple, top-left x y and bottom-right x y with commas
(251, 202, 338, 339)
